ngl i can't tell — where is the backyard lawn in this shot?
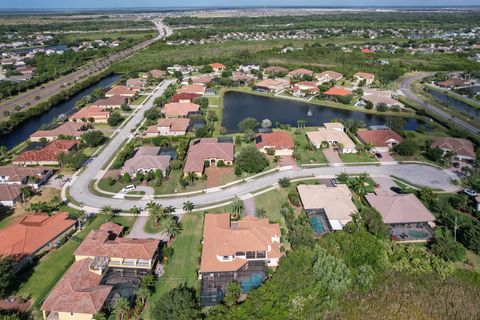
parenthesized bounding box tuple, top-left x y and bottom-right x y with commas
(148, 213, 203, 314)
(340, 152, 378, 163)
(130, 95, 148, 105)
(291, 128, 328, 164)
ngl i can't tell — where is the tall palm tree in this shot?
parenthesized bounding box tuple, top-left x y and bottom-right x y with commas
(113, 297, 130, 320)
(230, 196, 245, 216)
(162, 216, 182, 238)
(135, 285, 150, 306)
(99, 205, 114, 221)
(254, 207, 266, 218)
(146, 201, 164, 225)
(129, 206, 141, 216)
(351, 177, 367, 197)
(185, 172, 197, 185)
(0, 145, 7, 159)
(164, 206, 176, 214)
(183, 201, 194, 213)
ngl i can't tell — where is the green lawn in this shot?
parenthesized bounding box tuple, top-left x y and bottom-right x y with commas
(340, 152, 378, 163)
(143, 215, 164, 234)
(130, 95, 147, 105)
(148, 213, 204, 314)
(291, 128, 328, 164)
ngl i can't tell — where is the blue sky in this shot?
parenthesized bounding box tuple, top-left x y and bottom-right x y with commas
(1, 0, 479, 9)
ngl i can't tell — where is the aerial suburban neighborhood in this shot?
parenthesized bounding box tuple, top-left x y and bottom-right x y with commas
(0, 3, 479, 320)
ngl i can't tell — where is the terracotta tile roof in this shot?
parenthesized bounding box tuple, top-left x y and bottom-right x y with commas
(176, 84, 205, 95)
(105, 85, 138, 96)
(162, 102, 200, 118)
(0, 184, 22, 202)
(256, 131, 294, 150)
(126, 78, 146, 88)
(121, 147, 170, 175)
(354, 72, 375, 80)
(435, 79, 467, 88)
(362, 89, 400, 106)
(184, 138, 234, 174)
(171, 93, 201, 103)
(324, 87, 352, 96)
(0, 166, 52, 184)
(296, 81, 318, 88)
(200, 214, 282, 273)
(209, 62, 226, 69)
(148, 69, 166, 78)
(307, 127, 356, 149)
(431, 137, 475, 158)
(90, 95, 127, 108)
(316, 70, 343, 81)
(31, 122, 86, 139)
(0, 212, 76, 257)
(365, 193, 436, 224)
(288, 68, 314, 76)
(74, 222, 159, 260)
(264, 66, 289, 74)
(361, 48, 374, 53)
(231, 72, 255, 82)
(14, 140, 79, 163)
(255, 78, 290, 90)
(70, 105, 110, 120)
(297, 184, 356, 226)
(146, 118, 190, 134)
(357, 129, 403, 148)
(187, 75, 214, 84)
(41, 258, 112, 315)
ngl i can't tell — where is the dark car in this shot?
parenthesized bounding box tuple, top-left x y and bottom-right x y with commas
(375, 153, 383, 159)
(390, 186, 405, 194)
(453, 162, 460, 168)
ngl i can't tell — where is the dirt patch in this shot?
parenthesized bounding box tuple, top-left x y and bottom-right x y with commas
(104, 169, 122, 178)
(205, 166, 234, 188)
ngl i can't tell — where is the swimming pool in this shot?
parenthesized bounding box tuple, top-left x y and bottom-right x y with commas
(309, 216, 326, 234)
(240, 272, 264, 292)
(407, 229, 430, 239)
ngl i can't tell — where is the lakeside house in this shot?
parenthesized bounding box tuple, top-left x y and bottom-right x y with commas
(41, 222, 159, 320)
(177, 84, 206, 95)
(357, 129, 403, 153)
(183, 138, 234, 177)
(126, 77, 147, 89)
(435, 79, 469, 89)
(255, 131, 294, 156)
(288, 68, 314, 78)
(145, 118, 190, 137)
(297, 184, 357, 235)
(254, 78, 290, 93)
(315, 70, 344, 83)
(0, 184, 23, 206)
(291, 81, 319, 97)
(306, 123, 357, 154)
(0, 212, 76, 259)
(69, 105, 110, 123)
(0, 166, 53, 189)
(120, 147, 171, 177)
(146, 69, 166, 79)
(354, 72, 375, 85)
(162, 102, 200, 118)
(199, 213, 282, 307)
(90, 95, 128, 109)
(13, 140, 79, 166)
(105, 85, 138, 97)
(365, 193, 436, 242)
(431, 137, 476, 162)
(230, 72, 255, 85)
(361, 89, 403, 108)
(209, 62, 226, 72)
(171, 93, 202, 103)
(263, 66, 289, 75)
(30, 122, 88, 142)
(323, 87, 352, 99)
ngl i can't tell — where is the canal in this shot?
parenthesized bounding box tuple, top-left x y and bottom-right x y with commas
(2, 73, 120, 150)
(428, 89, 480, 121)
(222, 91, 421, 133)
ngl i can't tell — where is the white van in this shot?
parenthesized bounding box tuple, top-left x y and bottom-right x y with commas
(121, 185, 136, 193)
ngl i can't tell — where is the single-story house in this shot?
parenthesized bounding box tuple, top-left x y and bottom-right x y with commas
(323, 87, 352, 99)
(121, 147, 171, 177)
(254, 78, 290, 93)
(0, 166, 53, 189)
(184, 75, 214, 85)
(145, 118, 191, 137)
(315, 70, 343, 83)
(255, 131, 294, 156)
(354, 72, 375, 85)
(306, 123, 357, 153)
(0, 184, 23, 206)
(171, 93, 202, 103)
(435, 79, 469, 89)
(30, 122, 88, 142)
(297, 184, 356, 233)
(288, 68, 314, 78)
(69, 105, 110, 123)
(176, 84, 206, 95)
(146, 69, 166, 78)
(292, 81, 319, 97)
(13, 140, 79, 166)
(230, 72, 255, 85)
(357, 129, 403, 153)
(90, 95, 128, 109)
(209, 62, 226, 72)
(361, 89, 403, 108)
(184, 138, 234, 176)
(126, 77, 146, 88)
(105, 85, 138, 97)
(263, 66, 289, 75)
(431, 137, 476, 161)
(162, 102, 200, 118)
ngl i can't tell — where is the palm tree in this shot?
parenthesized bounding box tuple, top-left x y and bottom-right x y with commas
(0, 145, 7, 158)
(351, 177, 367, 197)
(183, 201, 194, 213)
(185, 172, 197, 185)
(135, 285, 150, 306)
(146, 201, 164, 225)
(99, 205, 114, 221)
(254, 207, 266, 218)
(230, 196, 245, 216)
(19, 187, 32, 205)
(164, 205, 176, 214)
(113, 297, 130, 320)
(162, 216, 182, 238)
(129, 206, 141, 216)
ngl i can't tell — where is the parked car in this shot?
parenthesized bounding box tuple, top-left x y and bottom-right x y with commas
(122, 185, 136, 193)
(331, 179, 338, 187)
(463, 188, 478, 197)
(390, 186, 406, 194)
(453, 162, 460, 168)
(375, 153, 383, 159)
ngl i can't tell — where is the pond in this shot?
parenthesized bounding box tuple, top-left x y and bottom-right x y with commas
(2, 73, 120, 150)
(428, 89, 480, 120)
(222, 91, 421, 133)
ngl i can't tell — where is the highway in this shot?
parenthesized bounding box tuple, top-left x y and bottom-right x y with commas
(400, 73, 480, 136)
(0, 20, 171, 119)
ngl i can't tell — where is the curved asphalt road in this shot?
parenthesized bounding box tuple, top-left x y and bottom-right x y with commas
(400, 73, 480, 136)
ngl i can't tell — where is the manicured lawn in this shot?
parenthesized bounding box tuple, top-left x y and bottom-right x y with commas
(254, 188, 289, 226)
(130, 95, 147, 105)
(291, 128, 328, 164)
(143, 215, 164, 234)
(208, 96, 219, 106)
(148, 213, 203, 314)
(340, 152, 378, 163)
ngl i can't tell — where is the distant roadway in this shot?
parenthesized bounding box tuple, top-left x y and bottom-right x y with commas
(0, 20, 171, 119)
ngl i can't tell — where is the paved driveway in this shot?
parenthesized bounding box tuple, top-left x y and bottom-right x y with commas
(377, 152, 396, 163)
(373, 176, 397, 195)
(323, 148, 342, 164)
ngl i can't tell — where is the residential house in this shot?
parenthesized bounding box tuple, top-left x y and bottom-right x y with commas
(41, 222, 159, 320)
(291, 81, 319, 97)
(263, 66, 288, 75)
(162, 102, 200, 118)
(126, 78, 147, 89)
(176, 84, 206, 95)
(90, 95, 128, 109)
(230, 72, 255, 85)
(365, 193, 436, 242)
(315, 70, 343, 84)
(171, 93, 202, 103)
(357, 129, 403, 153)
(323, 87, 352, 99)
(0, 184, 23, 206)
(105, 85, 138, 97)
(0, 166, 53, 189)
(431, 137, 476, 161)
(184, 75, 214, 85)
(354, 72, 375, 85)
(0, 212, 76, 258)
(255, 131, 294, 156)
(121, 147, 171, 177)
(146, 69, 166, 78)
(254, 78, 290, 93)
(306, 123, 357, 153)
(13, 140, 79, 166)
(183, 138, 234, 176)
(209, 62, 226, 72)
(297, 184, 357, 234)
(361, 89, 403, 108)
(69, 105, 110, 123)
(30, 122, 88, 142)
(435, 79, 469, 89)
(288, 68, 314, 78)
(199, 214, 282, 306)
(145, 118, 190, 137)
